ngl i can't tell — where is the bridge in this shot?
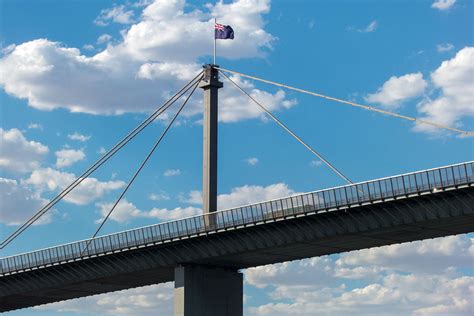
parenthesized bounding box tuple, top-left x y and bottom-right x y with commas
(1, 65, 473, 315)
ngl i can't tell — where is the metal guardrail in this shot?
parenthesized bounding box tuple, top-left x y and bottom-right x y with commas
(1, 162, 473, 275)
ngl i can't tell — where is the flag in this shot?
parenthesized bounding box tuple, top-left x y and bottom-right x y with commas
(215, 23, 234, 40)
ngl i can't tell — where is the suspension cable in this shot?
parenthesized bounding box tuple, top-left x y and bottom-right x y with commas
(0, 71, 203, 250)
(81, 77, 202, 255)
(219, 70, 354, 185)
(219, 67, 472, 136)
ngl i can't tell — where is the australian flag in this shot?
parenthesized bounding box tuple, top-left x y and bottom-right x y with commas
(215, 23, 234, 40)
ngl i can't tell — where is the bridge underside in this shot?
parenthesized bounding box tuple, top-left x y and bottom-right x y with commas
(1, 187, 473, 312)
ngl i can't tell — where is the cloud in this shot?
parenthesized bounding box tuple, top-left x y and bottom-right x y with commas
(183, 183, 295, 210)
(37, 283, 174, 315)
(149, 191, 170, 201)
(437, 43, 454, 52)
(336, 235, 474, 275)
(82, 44, 95, 51)
(246, 257, 337, 289)
(0, 0, 292, 122)
(97, 34, 112, 45)
(309, 160, 322, 167)
(67, 132, 91, 142)
(216, 74, 296, 123)
(55, 148, 86, 168)
(361, 20, 378, 33)
(415, 47, 474, 134)
(0, 128, 49, 173)
(366, 73, 427, 109)
(0, 178, 49, 225)
(431, 0, 456, 10)
(182, 190, 202, 204)
(248, 274, 473, 316)
(117, 0, 274, 62)
(245, 157, 259, 166)
(350, 20, 378, 33)
(94, 4, 135, 26)
(218, 183, 295, 209)
(96, 199, 201, 223)
(24, 168, 125, 205)
(27, 123, 43, 130)
(163, 169, 181, 177)
(105, 182, 296, 223)
(246, 235, 474, 316)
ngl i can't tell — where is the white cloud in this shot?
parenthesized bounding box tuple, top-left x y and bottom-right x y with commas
(67, 132, 91, 142)
(98, 147, 107, 154)
(0, 128, 49, 173)
(246, 257, 337, 289)
(94, 4, 135, 26)
(183, 190, 202, 204)
(361, 20, 378, 33)
(97, 34, 112, 45)
(437, 43, 454, 52)
(336, 235, 474, 275)
(350, 20, 378, 33)
(0, 178, 49, 225)
(1, 43, 16, 55)
(248, 274, 473, 316)
(246, 235, 474, 316)
(215, 74, 296, 123)
(105, 182, 296, 223)
(183, 183, 295, 210)
(82, 44, 95, 51)
(27, 123, 43, 130)
(218, 183, 295, 209)
(245, 157, 259, 166)
(309, 160, 322, 167)
(366, 72, 427, 109)
(431, 0, 456, 10)
(149, 191, 170, 201)
(55, 148, 85, 168)
(25, 168, 125, 205)
(131, 0, 274, 61)
(163, 169, 181, 177)
(96, 199, 201, 223)
(415, 47, 474, 134)
(37, 283, 174, 315)
(0, 0, 294, 122)
(133, 0, 154, 8)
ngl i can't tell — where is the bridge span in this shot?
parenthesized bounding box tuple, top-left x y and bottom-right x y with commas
(1, 161, 473, 312)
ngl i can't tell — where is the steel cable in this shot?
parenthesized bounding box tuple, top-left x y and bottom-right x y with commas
(0, 71, 203, 250)
(81, 77, 201, 255)
(219, 67, 472, 136)
(219, 70, 354, 185)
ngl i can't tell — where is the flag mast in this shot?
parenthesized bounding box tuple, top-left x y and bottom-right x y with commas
(213, 18, 217, 64)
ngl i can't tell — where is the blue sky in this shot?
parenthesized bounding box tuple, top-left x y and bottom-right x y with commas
(0, 0, 473, 315)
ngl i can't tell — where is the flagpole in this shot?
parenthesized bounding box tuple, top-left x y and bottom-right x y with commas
(214, 18, 216, 65)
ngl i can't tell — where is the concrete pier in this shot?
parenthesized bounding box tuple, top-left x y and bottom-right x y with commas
(174, 265, 243, 316)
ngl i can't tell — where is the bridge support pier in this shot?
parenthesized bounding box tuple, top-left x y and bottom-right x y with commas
(174, 265, 243, 316)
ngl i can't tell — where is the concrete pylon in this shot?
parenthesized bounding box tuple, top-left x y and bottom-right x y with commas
(199, 65, 222, 215)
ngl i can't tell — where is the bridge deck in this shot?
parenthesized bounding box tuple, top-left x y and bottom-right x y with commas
(1, 161, 473, 275)
(1, 162, 473, 311)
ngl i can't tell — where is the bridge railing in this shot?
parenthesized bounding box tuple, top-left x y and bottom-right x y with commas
(1, 161, 473, 275)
